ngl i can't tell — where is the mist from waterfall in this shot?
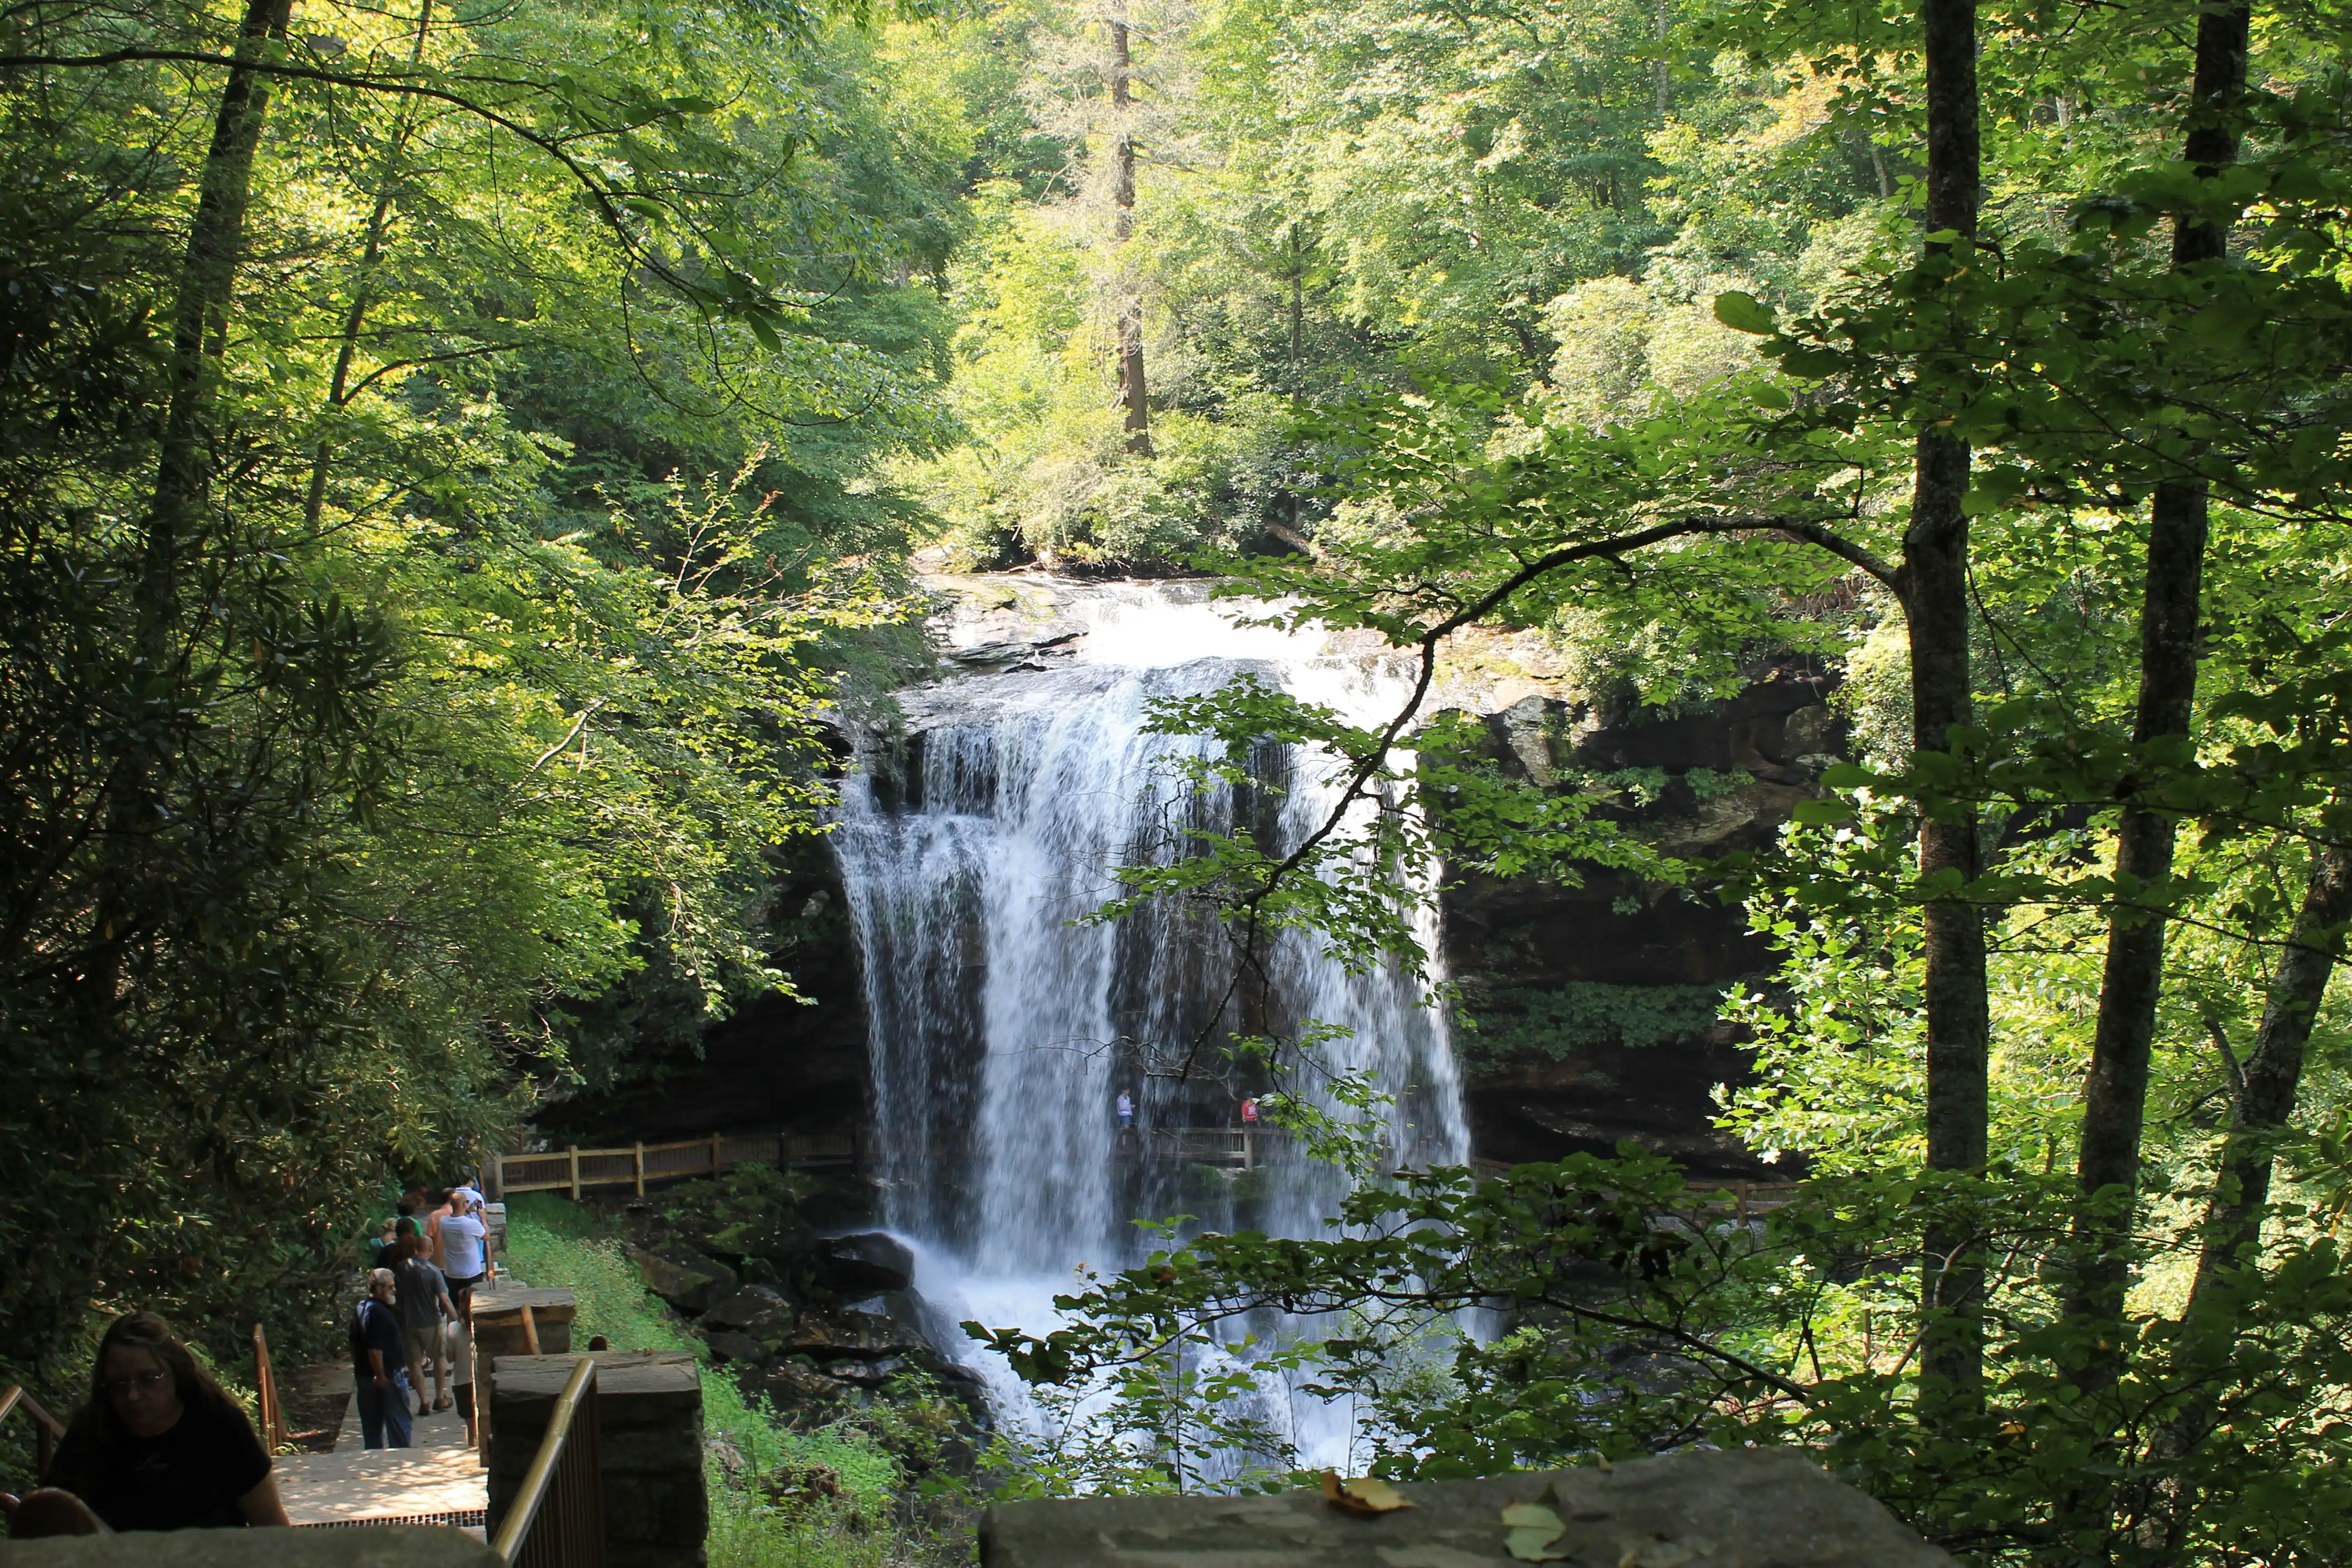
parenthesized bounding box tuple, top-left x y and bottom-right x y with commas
(830, 580, 1468, 1471)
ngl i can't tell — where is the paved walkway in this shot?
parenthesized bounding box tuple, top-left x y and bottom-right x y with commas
(275, 1371, 487, 1534)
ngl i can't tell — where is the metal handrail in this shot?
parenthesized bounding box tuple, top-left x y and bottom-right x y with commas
(492, 1356, 603, 1567)
(0, 1384, 68, 1484)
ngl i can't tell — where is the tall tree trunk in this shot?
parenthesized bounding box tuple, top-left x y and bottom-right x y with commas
(1109, 8, 1151, 457)
(304, 0, 435, 532)
(146, 0, 300, 654)
(2190, 840, 2352, 1304)
(2065, 0, 2251, 1337)
(87, 0, 297, 1021)
(1908, 0, 1989, 1417)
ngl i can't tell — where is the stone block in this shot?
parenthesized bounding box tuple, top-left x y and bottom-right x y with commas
(0, 1526, 498, 1566)
(979, 1450, 1954, 1568)
(603, 1427, 709, 1473)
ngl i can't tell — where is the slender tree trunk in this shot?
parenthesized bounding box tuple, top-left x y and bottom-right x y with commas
(2065, 0, 2250, 1336)
(1289, 221, 1304, 380)
(2190, 840, 2352, 1303)
(1652, 0, 1670, 117)
(304, 0, 435, 532)
(1109, 9, 1151, 457)
(1907, 0, 1989, 1417)
(146, 0, 300, 654)
(88, 0, 297, 1021)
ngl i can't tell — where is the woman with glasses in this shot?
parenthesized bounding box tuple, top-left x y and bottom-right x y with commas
(42, 1311, 290, 1531)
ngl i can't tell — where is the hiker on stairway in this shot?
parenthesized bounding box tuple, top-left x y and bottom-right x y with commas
(388, 1222, 456, 1417)
(42, 1311, 291, 1530)
(350, 1269, 413, 1450)
(437, 1190, 490, 1321)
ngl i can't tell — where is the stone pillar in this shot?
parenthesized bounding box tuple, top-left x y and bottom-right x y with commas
(488, 1351, 707, 1568)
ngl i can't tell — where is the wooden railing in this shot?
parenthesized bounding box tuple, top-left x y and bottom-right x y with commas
(491, 1129, 858, 1199)
(1118, 1127, 1287, 1170)
(0, 1383, 67, 1487)
(493, 1357, 603, 1568)
(251, 1323, 288, 1450)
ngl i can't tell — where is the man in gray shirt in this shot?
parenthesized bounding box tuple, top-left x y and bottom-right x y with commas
(387, 1221, 455, 1416)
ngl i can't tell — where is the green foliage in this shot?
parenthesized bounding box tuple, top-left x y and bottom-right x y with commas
(1462, 982, 1732, 1065)
(0, 0, 955, 1401)
(968, 1153, 2352, 1560)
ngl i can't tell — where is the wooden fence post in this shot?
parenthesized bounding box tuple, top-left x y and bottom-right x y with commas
(709, 1132, 723, 1178)
(568, 1146, 581, 1202)
(633, 1142, 645, 1196)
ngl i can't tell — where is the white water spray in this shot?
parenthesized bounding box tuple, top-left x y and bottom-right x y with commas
(830, 580, 1468, 1471)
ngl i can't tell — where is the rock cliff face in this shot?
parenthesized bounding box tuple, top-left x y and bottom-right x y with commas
(1442, 666, 1839, 1180)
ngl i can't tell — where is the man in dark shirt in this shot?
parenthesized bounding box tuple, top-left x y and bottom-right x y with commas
(350, 1267, 413, 1449)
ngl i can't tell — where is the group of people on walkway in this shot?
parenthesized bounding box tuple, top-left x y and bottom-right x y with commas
(0, 1177, 500, 1539)
(354, 1180, 493, 1450)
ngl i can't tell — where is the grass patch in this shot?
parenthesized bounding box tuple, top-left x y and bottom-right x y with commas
(503, 1194, 945, 1566)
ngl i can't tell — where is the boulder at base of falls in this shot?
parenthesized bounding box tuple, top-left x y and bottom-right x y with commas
(762, 1359, 854, 1405)
(790, 1304, 922, 1360)
(703, 1283, 791, 1336)
(820, 1232, 914, 1294)
(703, 1329, 767, 1365)
(632, 1246, 737, 1314)
(827, 1357, 906, 1388)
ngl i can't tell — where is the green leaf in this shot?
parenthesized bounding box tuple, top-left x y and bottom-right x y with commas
(1712, 291, 1776, 335)
(1790, 798, 1853, 826)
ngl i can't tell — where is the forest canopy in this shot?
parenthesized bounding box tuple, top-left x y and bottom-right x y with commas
(8, 0, 2352, 1561)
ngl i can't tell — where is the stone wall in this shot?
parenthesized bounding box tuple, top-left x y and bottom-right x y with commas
(981, 1449, 1952, 1568)
(0, 1527, 496, 1567)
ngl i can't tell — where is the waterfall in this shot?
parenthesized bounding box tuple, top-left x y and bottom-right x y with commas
(830, 580, 1468, 1468)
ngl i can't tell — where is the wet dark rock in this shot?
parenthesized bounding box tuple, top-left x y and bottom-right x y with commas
(821, 1232, 914, 1294)
(791, 1305, 921, 1360)
(715, 1216, 821, 1264)
(631, 1247, 736, 1314)
(702, 1329, 765, 1365)
(762, 1359, 854, 1405)
(828, 1357, 905, 1387)
(703, 1284, 788, 1332)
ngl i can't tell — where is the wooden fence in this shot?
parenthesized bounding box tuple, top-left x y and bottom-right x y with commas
(0, 1382, 65, 1487)
(491, 1129, 858, 1199)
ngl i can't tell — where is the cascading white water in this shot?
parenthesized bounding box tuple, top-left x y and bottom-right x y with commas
(831, 580, 1468, 1469)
